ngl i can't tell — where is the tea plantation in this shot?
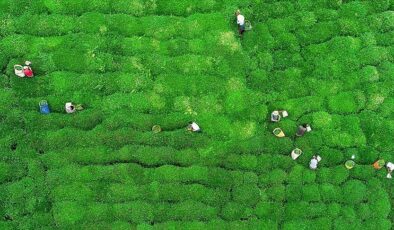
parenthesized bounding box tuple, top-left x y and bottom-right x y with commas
(0, 0, 393, 229)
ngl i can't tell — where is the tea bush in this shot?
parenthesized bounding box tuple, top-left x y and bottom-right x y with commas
(342, 180, 367, 204)
(0, 0, 393, 228)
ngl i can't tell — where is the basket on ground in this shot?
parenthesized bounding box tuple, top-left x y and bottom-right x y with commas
(152, 125, 162, 133)
(273, 128, 285, 137)
(245, 20, 252, 30)
(345, 160, 355, 169)
(291, 148, 302, 160)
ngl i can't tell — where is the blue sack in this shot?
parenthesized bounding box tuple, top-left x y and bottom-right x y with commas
(39, 100, 50, 114)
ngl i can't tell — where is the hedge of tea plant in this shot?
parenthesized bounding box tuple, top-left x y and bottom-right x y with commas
(0, 0, 393, 229)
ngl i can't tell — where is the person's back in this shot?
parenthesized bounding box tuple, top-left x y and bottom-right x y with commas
(386, 162, 394, 179)
(188, 122, 201, 132)
(271, 111, 281, 122)
(23, 66, 33, 77)
(310, 158, 318, 170)
(65, 102, 76, 114)
(309, 155, 321, 170)
(296, 125, 307, 136)
(235, 10, 245, 36)
(387, 162, 394, 172)
(296, 124, 311, 137)
(237, 14, 245, 26)
(191, 122, 200, 132)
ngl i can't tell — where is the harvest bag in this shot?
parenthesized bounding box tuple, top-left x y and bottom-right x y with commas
(14, 65, 25, 77)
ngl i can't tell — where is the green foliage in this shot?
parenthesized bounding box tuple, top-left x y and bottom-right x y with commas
(339, 2, 368, 19)
(259, 169, 287, 186)
(363, 219, 392, 230)
(255, 201, 283, 221)
(326, 203, 341, 217)
(266, 185, 286, 202)
(287, 165, 304, 185)
(350, 165, 375, 180)
(312, 112, 333, 129)
(220, 202, 252, 220)
(328, 92, 364, 114)
(53, 202, 85, 226)
(284, 201, 326, 220)
(320, 184, 341, 202)
(333, 216, 362, 230)
(157, 0, 219, 16)
(296, 21, 338, 45)
(285, 184, 302, 202)
(155, 201, 218, 221)
(302, 184, 320, 202)
(320, 147, 344, 166)
(0, 0, 392, 228)
(114, 201, 154, 223)
(359, 65, 380, 82)
(358, 46, 389, 65)
(366, 182, 391, 218)
(232, 184, 260, 206)
(317, 166, 349, 185)
(342, 180, 367, 204)
(0, 162, 11, 183)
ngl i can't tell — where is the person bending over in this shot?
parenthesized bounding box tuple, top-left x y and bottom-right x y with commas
(296, 124, 311, 137)
(386, 162, 394, 179)
(187, 122, 201, 132)
(235, 10, 245, 36)
(309, 155, 321, 170)
(271, 111, 281, 122)
(65, 102, 76, 114)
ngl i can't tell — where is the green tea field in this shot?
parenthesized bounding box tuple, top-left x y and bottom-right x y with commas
(0, 0, 393, 229)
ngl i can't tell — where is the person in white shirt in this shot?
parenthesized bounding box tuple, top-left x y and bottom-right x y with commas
(309, 155, 321, 170)
(386, 162, 394, 179)
(187, 122, 201, 132)
(235, 10, 245, 36)
(65, 102, 76, 114)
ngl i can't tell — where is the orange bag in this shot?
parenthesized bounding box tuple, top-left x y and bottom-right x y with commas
(373, 160, 385, 169)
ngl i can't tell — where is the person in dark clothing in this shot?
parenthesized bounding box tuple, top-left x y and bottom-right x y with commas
(296, 124, 311, 137)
